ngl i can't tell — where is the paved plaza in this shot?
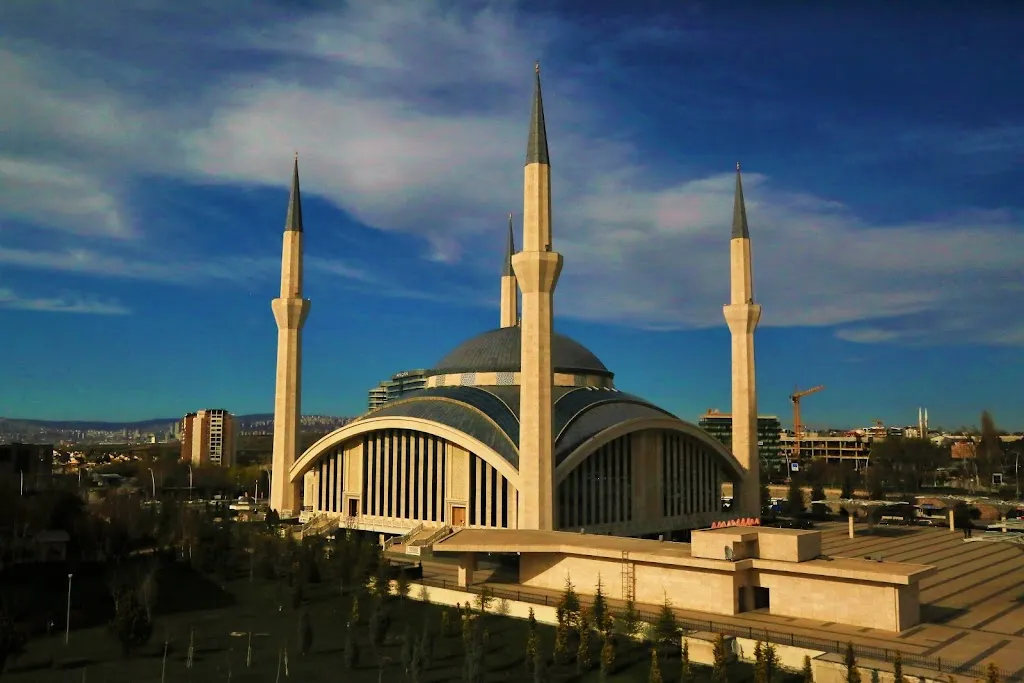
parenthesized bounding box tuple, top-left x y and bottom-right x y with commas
(412, 521, 1024, 678)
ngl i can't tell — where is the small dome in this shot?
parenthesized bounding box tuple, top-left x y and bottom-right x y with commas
(433, 327, 613, 378)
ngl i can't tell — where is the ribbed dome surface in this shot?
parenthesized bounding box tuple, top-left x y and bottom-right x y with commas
(433, 327, 612, 378)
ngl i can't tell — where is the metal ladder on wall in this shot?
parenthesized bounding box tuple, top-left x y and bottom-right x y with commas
(620, 550, 635, 602)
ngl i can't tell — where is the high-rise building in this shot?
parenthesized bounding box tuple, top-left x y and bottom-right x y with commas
(180, 409, 238, 466)
(699, 410, 782, 471)
(367, 369, 430, 411)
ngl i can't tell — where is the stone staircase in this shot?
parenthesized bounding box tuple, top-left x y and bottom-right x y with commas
(384, 524, 455, 557)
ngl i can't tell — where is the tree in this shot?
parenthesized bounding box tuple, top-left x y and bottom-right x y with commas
(978, 411, 1005, 483)
(298, 610, 313, 656)
(525, 608, 539, 673)
(653, 597, 680, 654)
(419, 621, 435, 671)
(870, 670, 880, 683)
(111, 592, 153, 657)
(786, 477, 805, 516)
(893, 650, 904, 683)
(462, 637, 483, 683)
(844, 642, 861, 683)
(369, 602, 388, 652)
(409, 643, 425, 683)
(576, 610, 592, 673)
(533, 648, 548, 683)
(600, 634, 616, 680)
(553, 616, 571, 664)
(810, 482, 827, 518)
(986, 662, 1001, 683)
(755, 641, 766, 683)
(0, 609, 26, 675)
(618, 597, 641, 639)
(680, 640, 694, 683)
(350, 594, 360, 625)
(558, 577, 581, 630)
(764, 643, 778, 683)
(402, 626, 414, 674)
(343, 623, 359, 669)
(712, 633, 729, 683)
(649, 648, 663, 683)
(801, 655, 813, 683)
(840, 474, 854, 499)
(395, 571, 410, 601)
(865, 467, 885, 500)
(592, 576, 610, 633)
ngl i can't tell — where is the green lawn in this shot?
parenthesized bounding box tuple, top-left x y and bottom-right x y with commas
(4, 563, 775, 683)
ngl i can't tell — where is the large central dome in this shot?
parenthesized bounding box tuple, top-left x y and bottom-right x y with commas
(433, 327, 613, 378)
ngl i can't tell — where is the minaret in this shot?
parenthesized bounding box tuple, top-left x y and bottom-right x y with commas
(511, 63, 563, 530)
(270, 154, 311, 516)
(500, 212, 519, 328)
(722, 162, 763, 518)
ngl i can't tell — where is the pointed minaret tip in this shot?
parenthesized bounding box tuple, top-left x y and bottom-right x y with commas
(503, 212, 516, 276)
(526, 63, 550, 166)
(286, 155, 303, 233)
(731, 161, 749, 240)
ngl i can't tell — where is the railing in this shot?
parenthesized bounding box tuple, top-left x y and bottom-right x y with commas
(412, 576, 1021, 683)
(297, 513, 324, 536)
(384, 522, 424, 550)
(415, 524, 453, 548)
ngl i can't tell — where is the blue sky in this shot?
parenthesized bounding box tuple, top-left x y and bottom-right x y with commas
(1, 0, 1022, 431)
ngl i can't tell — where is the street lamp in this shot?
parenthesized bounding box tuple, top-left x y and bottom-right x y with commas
(1015, 453, 1020, 499)
(188, 465, 194, 501)
(65, 573, 73, 645)
(147, 467, 157, 500)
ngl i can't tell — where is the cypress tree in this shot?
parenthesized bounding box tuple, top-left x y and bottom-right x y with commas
(649, 648, 663, 683)
(844, 642, 861, 683)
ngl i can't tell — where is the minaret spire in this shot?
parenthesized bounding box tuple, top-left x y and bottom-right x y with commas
(286, 153, 303, 233)
(270, 154, 312, 517)
(512, 63, 563, 530)
(723, 161, 762, 518)
(732, 162, 748, 240)
(499, 213, 519, 328)
(526, 62, 550, 166)
(503, 212, 515, 276)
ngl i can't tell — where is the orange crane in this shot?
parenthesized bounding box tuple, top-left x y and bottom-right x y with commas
(790, 385, 825, 461)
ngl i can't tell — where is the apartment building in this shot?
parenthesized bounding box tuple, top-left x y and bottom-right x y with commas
(779, 432, 872, 469)
(367, 369, 430, 411)
(180, 409, 237, 466)
(698, 410, 783, 470)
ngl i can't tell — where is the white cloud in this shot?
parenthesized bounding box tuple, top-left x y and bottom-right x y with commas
(0, 286, 129, 315)
(0, 1, 1022, 345)
(0, 157, 132, 238)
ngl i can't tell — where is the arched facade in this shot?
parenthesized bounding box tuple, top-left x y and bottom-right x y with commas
(290, 416, 519, 535)
(555, 424, 738, 537)
(291, 410, 743, 537)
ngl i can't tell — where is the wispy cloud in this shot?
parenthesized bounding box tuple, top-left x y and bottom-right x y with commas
(1, 1, 1022, 346)
(0, 286, 129, 315)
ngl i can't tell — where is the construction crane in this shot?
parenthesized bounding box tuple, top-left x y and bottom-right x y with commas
(790, 385, 825, 461)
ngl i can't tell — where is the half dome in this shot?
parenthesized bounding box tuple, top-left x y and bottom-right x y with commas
(433, 327, 613, 378)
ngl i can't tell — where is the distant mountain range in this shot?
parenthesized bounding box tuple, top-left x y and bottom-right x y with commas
(0, 414, 353, 433)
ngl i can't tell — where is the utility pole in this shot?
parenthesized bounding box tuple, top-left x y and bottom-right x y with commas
(65, 573, 73, 644)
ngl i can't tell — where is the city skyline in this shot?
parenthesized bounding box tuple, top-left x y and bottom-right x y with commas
(1, 1, 1022, 429)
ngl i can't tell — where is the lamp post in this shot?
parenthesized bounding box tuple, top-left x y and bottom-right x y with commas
(1015, 453, 1020, 499)
(148, 467, 157, 500)
(65, 573, 73, 644)
(188, 465, 194, 501)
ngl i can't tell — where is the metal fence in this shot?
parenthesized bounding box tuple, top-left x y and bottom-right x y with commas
(416, 576, 1020, 683)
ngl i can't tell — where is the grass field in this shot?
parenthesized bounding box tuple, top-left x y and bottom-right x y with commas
(3, 562, 776, 683)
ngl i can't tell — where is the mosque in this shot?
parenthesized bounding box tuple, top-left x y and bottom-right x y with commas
(268, 64, 763, 538)
(260, 66, 938, 633)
